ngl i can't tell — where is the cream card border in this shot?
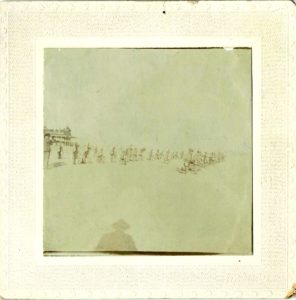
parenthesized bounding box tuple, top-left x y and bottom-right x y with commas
(0, 1, 295, 299)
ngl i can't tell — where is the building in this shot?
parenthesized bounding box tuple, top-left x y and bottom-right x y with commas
(44, 126, 76, 146)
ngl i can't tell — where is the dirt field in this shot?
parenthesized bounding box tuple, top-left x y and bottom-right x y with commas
(44, 150, 252, 254)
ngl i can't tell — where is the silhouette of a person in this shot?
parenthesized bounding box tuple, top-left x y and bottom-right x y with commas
(95, 219, 137, 252)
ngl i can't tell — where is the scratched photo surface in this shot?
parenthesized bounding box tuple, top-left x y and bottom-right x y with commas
(43, 48, 252, 255)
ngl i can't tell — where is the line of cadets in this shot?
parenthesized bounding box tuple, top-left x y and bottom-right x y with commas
(72, 143, 225, 167)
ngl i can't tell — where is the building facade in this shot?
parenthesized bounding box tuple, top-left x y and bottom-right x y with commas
(44, 126, 75, 146)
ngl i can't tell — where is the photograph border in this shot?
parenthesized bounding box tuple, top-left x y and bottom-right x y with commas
(36, 36, 261, 266)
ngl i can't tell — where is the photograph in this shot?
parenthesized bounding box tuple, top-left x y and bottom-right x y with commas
(2, 1, 296, 298)
(43, 47, 253, 255)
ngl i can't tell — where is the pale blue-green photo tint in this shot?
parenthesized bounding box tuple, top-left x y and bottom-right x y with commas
(43, 48, 252, 255)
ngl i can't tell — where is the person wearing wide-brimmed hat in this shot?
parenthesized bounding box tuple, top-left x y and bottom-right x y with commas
(96, 219, 137, 252)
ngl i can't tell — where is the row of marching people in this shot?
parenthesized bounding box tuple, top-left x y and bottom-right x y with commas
(72, 143, 225, 169)
(72, 144, 147, 165)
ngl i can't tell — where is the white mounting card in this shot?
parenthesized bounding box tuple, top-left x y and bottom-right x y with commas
(0, 1, 295, 299)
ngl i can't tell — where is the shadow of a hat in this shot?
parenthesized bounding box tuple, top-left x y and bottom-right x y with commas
(112, 219, 130, 231)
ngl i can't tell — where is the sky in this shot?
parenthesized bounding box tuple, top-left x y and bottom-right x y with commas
(44, 48, 252, 152)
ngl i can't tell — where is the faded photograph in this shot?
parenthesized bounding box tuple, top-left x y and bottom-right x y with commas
(43, 48, 252, 255)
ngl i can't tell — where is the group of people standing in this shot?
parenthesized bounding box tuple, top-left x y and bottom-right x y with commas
(70, 143, 225, 171)
(43, 134, 66, 168)
(178, 148, 225, 174)
(73, 144, 147, 165)
(44, 132, 225, 172)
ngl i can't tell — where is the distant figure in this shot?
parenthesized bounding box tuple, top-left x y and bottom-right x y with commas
(93, 146, 98, 160)
(95, 219, 137, 252)
(132, 148, 138, 161)
(127, 145, 133, 162)
(177, 159, 198, 174)
(81, 145, 91, 164)
(57, 144, 63, 159)
(203, 152, 209, 165)
(73, 143, 79, 165)
(138, 148, 146, 161)
(110, 146, 117, 162)
(177, 161, 188, 174)
(184, 148, 194, 163)
(163, 150, 170, 163)
(148, 149, 153, 160)
(193, 150, 202, 166)
(209, 152, 216, 164)
(43, 133, 52, 168)
(154, 149, 160, 160)
(97, 148, 105, 163)
(120, 149, 127, 165)
(81, 151, 87, 164)
(87, 143, 91, 162)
